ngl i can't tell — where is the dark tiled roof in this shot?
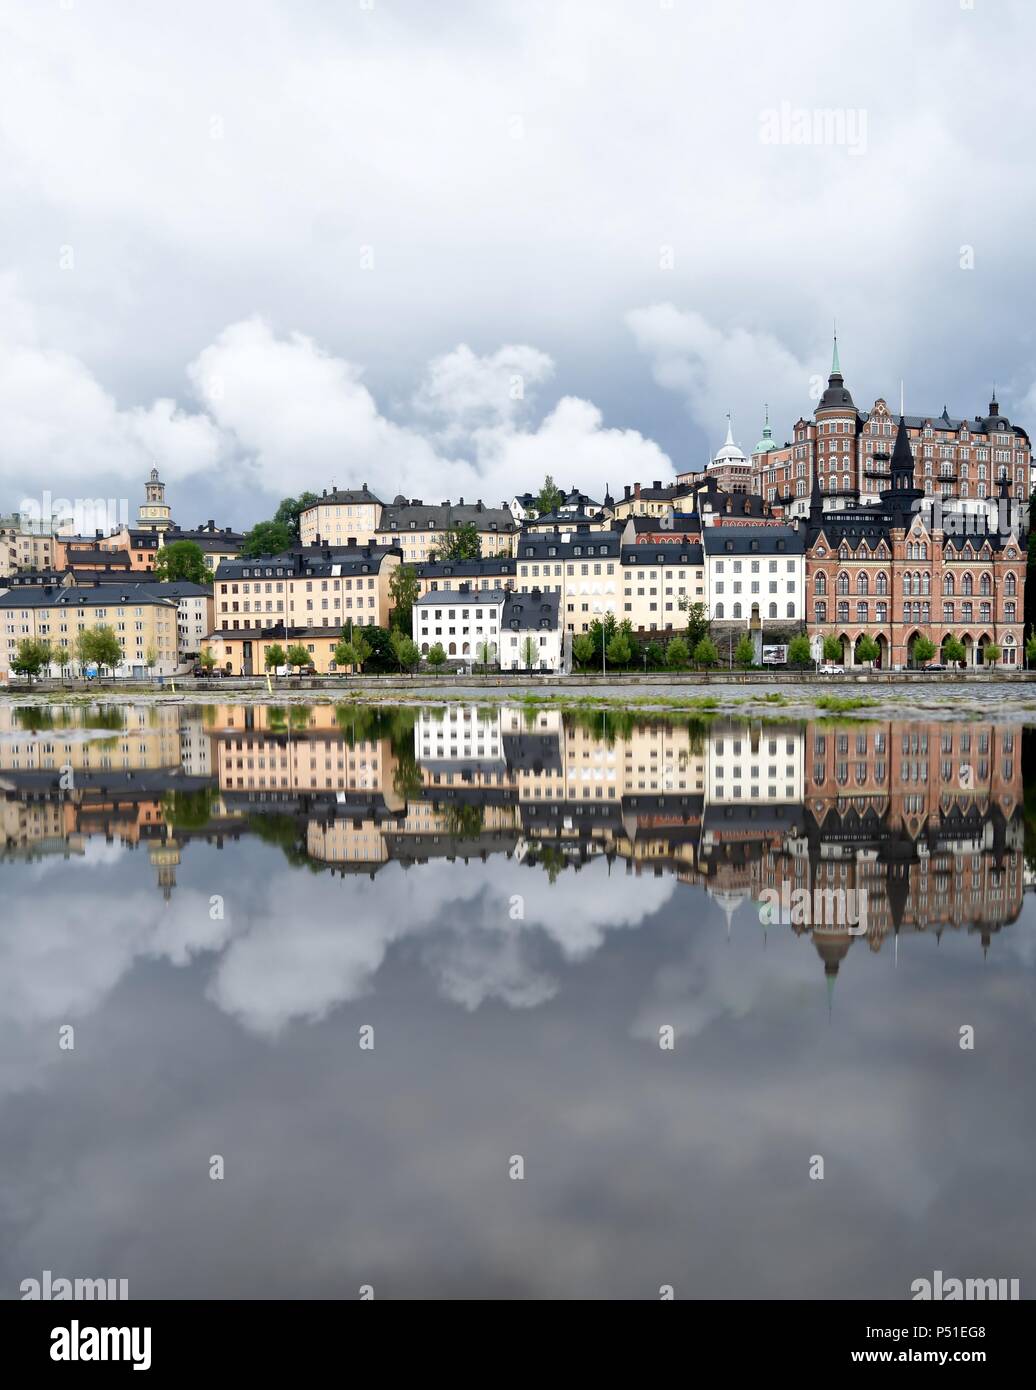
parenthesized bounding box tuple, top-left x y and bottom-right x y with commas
(517, 530, 622, 559)
(415, 557, 516, 579)
(621, 544, 703, 565)
(502, 589, 561, 628)
(215, 545, 400, 581)
(701, 526, 804, 556)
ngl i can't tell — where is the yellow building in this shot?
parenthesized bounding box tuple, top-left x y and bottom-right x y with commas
(211, 544, 401, 671)
(0, 585, 179, 676)
(620, 542, 705, 633)
(514, 527, 623, 633)
(299, 486, 384, 548)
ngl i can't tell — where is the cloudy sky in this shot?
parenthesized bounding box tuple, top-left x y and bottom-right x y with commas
(2, 0, 1034, 528)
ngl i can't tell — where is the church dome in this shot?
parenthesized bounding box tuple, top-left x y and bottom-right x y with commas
(753, 406, 778, 454)
(713, 416, 748, 464)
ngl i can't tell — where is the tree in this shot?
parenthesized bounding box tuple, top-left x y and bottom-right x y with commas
(856, 634, 880, 667)
(388, 564, 420, 633)
(734, 634, 755, 669)
(154, 539, 210, 584)
(911, 635, 936, 668)
(984, 641, 1002, 667)
(74, 627, 94, 673)
(199, 646, 217, 673)
(535, 475, 564, 517)
(437, 521, 481, 561)
(943, 635, 966, 667)
(11, 638, 52, 683)
(348, 625, 395, 672)
(53, 645, 71, 677)
(334, 631, 371, 672)
(679, 599, 710, 649)
(572, 634, 594, 668)
(427, 641, 447, 672)
(587, 613, 617, 661)
(787, 634, 812, 667)
(521, 634, 539, 669)
(264, 643, 287, 674)
(286, 643, 312, 673)
(389, 627, 419, 672)
(145, 645, 158, 677)
(1027, 632, 1036, 668)
(606, 632, 631, 667)
(90, 626, 123, 675)
(665, 636, 689, 670)
(693, 636, 719, 668)
(822, 634, 843, 663)
(644, 640, 665, 669)
(475, 639, 493, 670)
(241, 520, 295, 558)
(273, 492, 319, 540)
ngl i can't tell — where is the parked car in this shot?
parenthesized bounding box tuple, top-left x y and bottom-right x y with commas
(818, 664, 844, 674)
(191, 664, 225, 678)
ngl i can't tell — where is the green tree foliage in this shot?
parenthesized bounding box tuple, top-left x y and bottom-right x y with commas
(273, 493, 319, 540)
(911, 635, 936, 667)
(942, 635, 966, 666)
(334, 630, 372, 671)
(436, 521, 481, 561)
(388, 564, 420, 632)
(241, 520, 295, 558)
(680, 599, 710, 648)
(822, 634, 844, 663)
(75, 625, 122, 674)
(787, 634, 812, 667)
(389, 628, 419, 671)
(11, 638, 52, 682)
(644, 640, 665, 669)
(692, 636, 719, 668)
(665, 636, 689, 669)
(264, 643, 287, 672)
(199, 646, 217, 672)
(1026, 632, 1036, 667)
(734, 634, 755, 669)
(984, 641, 1002, 667)
(535, 475, 564, 517)
(572, 634, 594, 667)
(153, 539, 210, 584)
(606, 632, 632, 667)
(427, 641, 447, 671)
(521, 635, 538, 668)
(855, 634, 880, 666)
(286, 643, 312, 672)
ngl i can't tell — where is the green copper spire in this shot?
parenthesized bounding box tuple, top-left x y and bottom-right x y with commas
(831, 326, 841, 378)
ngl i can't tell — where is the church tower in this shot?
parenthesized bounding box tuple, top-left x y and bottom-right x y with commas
(137, 466, 172, 533)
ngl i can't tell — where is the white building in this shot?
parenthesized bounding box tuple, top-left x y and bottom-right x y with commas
(702, 525, 805, 624)
(498, 589, 563, 671)
(413, 585, 506, 662)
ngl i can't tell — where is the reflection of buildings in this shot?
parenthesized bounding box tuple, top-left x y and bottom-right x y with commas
(0, 700, 1026, 979)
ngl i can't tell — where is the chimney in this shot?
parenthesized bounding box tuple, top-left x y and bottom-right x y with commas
(624, 485, 631, 500)
(634, 482, 641, 498)
(653, 480, 661, 490)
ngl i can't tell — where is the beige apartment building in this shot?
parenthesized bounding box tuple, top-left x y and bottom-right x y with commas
(299, 486, 384, 548)
(0, 586, 179, 677)
(514, 526, 623, 633)
(620, 542, 705, 633)
(210, 544, 401, 673)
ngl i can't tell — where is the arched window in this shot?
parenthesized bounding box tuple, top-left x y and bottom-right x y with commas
(922, 603, 930, 623)
(733, 603, 742, 619)
(876, 572, 888, 595)
(714, 603, 724, 619)
(922, 572, 930, 595)
(814, 573, 827, 594)
(837, 572, 849, 595)
(448, 642, 457, 655)
(876, 602, 887, 623)
(857, 601, 868, 622)
(980, 572, 992, 596)
(1006, 572, 1017, 596)
(787, 602, 795, 618)
(814, 601, 827, 623)
(903, 573, 912, 596)
(837, 601, 849, 622)
(980, 603, 991, 623)
(921, 543, 927, 560)
(768, 602, 777, 618)
(856, 572, 869, 595)
(963, 573, 973, 596)
(1006, 601, 1016, 621)
(944, 573, 955, 595)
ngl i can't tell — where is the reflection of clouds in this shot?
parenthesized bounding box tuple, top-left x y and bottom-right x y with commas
(209, 857, 675, 1033)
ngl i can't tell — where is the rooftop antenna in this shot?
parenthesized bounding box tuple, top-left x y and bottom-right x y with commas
(899, 380, 904, 417)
